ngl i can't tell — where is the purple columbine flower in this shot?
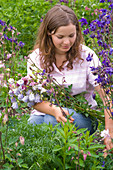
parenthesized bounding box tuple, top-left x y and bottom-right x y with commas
(79, 18, 88, 27)
(83, 28, 89, 35)
(100, 0, 106, 2)
(109, 48, 113, 55)
(95, 75, 103, 83)
(109, 3, 113, 9)
(90, 23, 97, 31)
(86, 53, 93, 62)
(90, 34, 95, 38)
(0, 20, 6, 26)
(11, 97, 16, 103)
(18, 41, 25, 48)
(97, 40, 103, 46)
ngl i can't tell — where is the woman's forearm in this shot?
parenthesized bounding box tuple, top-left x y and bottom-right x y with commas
(33, 101, 57, 116)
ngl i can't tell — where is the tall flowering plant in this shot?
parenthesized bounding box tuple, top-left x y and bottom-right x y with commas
(79, 1, 113, 118)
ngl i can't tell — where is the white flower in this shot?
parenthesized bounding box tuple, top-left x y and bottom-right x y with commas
(17, 79, 24, 86)
(22, 96, 29, 103)
(18, 94, 24, 100)
(12, 102, 18, 109)
(29, 93, 35, 101)
(32, 85, 39, 91)
(100, 129, 110, 139)
(13, 88, 20, 95)
(41, 87, 46, 93)
(35, 93, 41, 103)
(26, 90, 32, 95)
(9, 90, 14, 97)
(8, 78, 14, 84)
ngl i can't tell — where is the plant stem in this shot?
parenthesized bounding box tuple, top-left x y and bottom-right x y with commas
(0, 131, 5, 163)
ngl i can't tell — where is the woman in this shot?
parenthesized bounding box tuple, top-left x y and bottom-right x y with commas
(27, 4, 113, 150)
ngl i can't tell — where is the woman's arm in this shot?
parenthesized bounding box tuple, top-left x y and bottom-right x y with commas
(95, 85, 113, 150)
(33, 101, 74, 123)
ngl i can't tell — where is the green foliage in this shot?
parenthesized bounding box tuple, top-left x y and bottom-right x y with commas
(0, 114, 108, 169)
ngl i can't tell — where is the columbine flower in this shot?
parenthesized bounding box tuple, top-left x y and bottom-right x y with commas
(29, 93, 35, 101)
(100, 0, 106, 2)
(22, 96, 29, 103)
(12, 102, 18, 109)
(11, 97, 16, 103)
(13, 88, 20, 95)
(7, 53, 12, 59)
(79, 18, 88, 27)
(15, 142, 18, 147)
(18, 41, 25, 48)
(19, 136, 24, 145)
(9, 90, 14, 97)
(35, 93, 41, 103)
(83, 28, 89, 35)
(83, 153, 87, 161)
(86, 53, 93, 62)
(17, 79, 24, 86)
(0, 61, 5, 68)
(8, 78, 14, 84)
(100, 129, 110, 139)
(18, 94, 24, 100)
(3, 114, 8, 124)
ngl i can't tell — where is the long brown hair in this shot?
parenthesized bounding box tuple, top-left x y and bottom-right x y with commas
(34, 4, 84, 73)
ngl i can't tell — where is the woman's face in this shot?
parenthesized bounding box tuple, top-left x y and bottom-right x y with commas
(51, 23, 76, 55)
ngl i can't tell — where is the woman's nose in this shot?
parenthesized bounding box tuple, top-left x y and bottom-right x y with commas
(63, 38, 70, 44)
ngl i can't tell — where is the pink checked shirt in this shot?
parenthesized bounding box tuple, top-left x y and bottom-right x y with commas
(27, 45, 100, 115)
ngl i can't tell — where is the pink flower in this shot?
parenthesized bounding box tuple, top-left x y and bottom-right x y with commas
(15, 142, 18, 147)
(88, 151, 91, 156)
(3, 114, 8, 124)
(83, 153, 87, 161)
(7, 53, 12, 59)
(29, 81, 36, 86)
(0, 61, 5, 68)
(17, 153, 21, 156)
(19, 136, 25, 145)
(68, 146, 71, 151)
(85, 7, 90, 10)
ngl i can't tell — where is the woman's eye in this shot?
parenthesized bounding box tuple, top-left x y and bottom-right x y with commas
(69, 34, 74, 38)
(57, 36, 63, 39)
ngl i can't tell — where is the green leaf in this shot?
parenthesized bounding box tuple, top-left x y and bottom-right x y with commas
(21, 163, 28, 168)
(88, 144, 105, 150)
(53, 145, 62, 152)
(17, 158, 23, 165)
(9, 136, 18, 145)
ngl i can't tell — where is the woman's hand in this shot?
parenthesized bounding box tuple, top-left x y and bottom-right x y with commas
(53, 107, 74, 124)
(104, 130, 113, 151)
